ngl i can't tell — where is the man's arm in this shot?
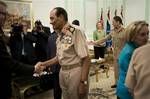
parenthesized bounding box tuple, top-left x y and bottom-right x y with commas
(95, 34, 111, 45)
(42, 56, 59, 68)
(78, 55, 90, 98)
(80, 56, 90, 81)
(34, 56, 59, 73)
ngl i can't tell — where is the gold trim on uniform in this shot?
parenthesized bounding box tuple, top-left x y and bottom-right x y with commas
(68, 25, 75, 34)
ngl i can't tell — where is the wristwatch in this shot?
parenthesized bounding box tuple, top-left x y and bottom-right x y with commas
(80, 80, 88, 85)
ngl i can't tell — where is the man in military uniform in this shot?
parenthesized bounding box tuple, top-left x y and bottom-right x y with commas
(35, 7, 90, 99)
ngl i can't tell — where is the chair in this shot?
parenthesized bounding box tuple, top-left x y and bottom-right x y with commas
(11, 76, 40, 99)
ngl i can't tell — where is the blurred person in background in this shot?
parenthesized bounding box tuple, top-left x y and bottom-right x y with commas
(93, 21, 106, 60)
(9, 21, 36, 65)
(32, 20, 50, 62)
(72, 19, 80, 26)
(0, 1, 42, 99)
(72, 19, 87, 39)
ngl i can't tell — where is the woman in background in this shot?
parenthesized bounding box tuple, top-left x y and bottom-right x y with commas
(116, 21, 149, 99)
(93, 21, 106, 59)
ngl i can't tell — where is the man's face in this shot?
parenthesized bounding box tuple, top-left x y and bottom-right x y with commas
(112, 19, 119, 29)
(0, 4, 7, 27)
(49, 9, 63, 31)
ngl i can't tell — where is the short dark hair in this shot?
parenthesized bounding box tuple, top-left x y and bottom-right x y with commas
(35, 20, 42, 25)
(113, 16, 123, 25)
(54, 7, 68, 22)
(72, 20, 80, 26)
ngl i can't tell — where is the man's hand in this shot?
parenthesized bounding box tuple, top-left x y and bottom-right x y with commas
(78, 82, 88, 99)
(34, 62, 45, 74)
(87, 40, 97, 45)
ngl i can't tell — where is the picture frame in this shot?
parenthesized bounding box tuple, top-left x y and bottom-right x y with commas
(3, 0, 33, 31)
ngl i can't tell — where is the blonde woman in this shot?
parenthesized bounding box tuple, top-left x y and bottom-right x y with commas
(93, 21, 106, 59)
(117, 21, 149, 99)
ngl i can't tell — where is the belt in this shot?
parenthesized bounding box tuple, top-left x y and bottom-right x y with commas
(61, 63, 81, 70)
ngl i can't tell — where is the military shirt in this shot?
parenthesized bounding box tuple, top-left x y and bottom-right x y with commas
(106, 27, 125, 60)
(56, 24, 88, 66)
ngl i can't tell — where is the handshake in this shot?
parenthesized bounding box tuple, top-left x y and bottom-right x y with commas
(34, 62, 49, 77)
(87, 40, 97, 45)
(87, 40, 104, 46)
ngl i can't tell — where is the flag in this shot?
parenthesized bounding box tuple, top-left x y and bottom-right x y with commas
(106, 8, 111, 34)
(115, 9, 117, 16)
(100, 8, 104, 29)
(106, 8, 112, 47)
(120, 5, 123, 18)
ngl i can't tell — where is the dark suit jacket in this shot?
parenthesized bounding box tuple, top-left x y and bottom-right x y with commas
(43, 26, 51, 35)
(32, 27, 50, 62)
(0, 28, 34, 99)
(9, 32, 36, 64)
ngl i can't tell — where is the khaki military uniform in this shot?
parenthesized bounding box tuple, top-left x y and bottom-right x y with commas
(106, 27, 125, 84)
(56, 23, 89, 99)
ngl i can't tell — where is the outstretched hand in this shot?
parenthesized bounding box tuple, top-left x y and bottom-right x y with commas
(86, 40, 95, 45)
(34, 62, 46, 74)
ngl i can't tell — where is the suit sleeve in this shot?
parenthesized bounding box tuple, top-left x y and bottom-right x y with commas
(0, 38, 34, 75)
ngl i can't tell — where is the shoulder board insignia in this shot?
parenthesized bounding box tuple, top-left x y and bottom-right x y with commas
(68, 25, 75, 34)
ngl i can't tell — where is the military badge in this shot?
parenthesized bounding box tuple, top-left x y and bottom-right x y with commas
(68, 25, 75, 34)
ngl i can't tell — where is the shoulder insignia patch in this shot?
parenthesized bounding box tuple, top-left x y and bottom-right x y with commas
(68, 25, 75, 34)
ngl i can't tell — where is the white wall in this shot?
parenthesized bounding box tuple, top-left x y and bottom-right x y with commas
(32, 0, 65, 32)
(66, 0, 85, 28)
(85, 0, 97, 40)
(124, 0, 146, 26)
(124, 0, 150, 39)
